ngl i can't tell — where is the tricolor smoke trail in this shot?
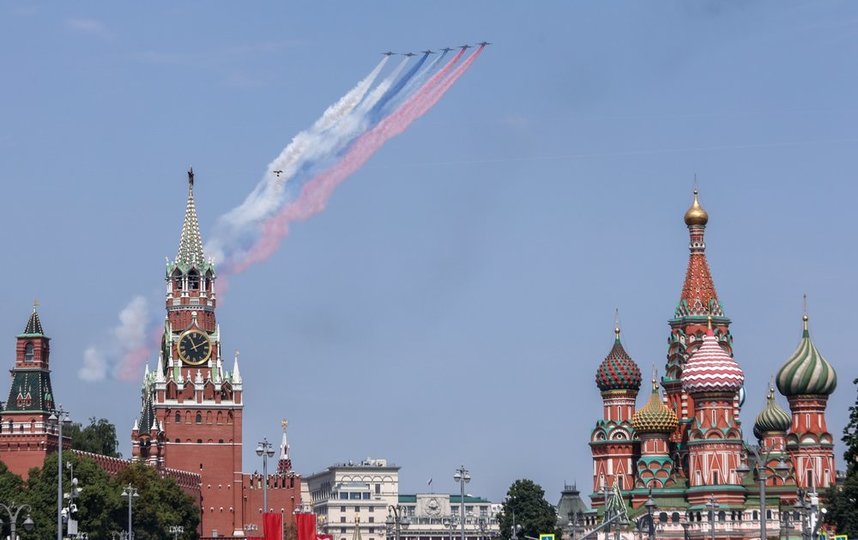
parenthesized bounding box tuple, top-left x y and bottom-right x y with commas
(83, 45, 486, 382)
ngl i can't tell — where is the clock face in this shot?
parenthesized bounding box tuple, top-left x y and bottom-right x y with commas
(178, 330, 212, 366)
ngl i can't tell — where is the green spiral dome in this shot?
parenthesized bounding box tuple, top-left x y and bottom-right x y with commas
(776, 315, 837, 397)
(753, 386, 791, 440)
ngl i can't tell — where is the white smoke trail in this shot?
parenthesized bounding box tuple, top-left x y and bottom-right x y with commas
(78, 295, 151, 382)
(206, 57, 410, 267)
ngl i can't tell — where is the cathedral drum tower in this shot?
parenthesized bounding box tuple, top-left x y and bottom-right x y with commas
(775, 313, 837, 492)
(132, 169, 245, 537)
(590, 327, 642, 504)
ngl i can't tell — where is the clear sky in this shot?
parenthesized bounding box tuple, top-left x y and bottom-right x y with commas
(1, 1, 857, 505)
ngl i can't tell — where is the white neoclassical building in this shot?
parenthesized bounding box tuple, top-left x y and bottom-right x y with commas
(303, 459, 500, 540)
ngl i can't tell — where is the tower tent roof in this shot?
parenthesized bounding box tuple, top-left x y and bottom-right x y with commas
(20, 305, 45, 336)
(675, 190, 726, 320)
(174, 167, 210, 271)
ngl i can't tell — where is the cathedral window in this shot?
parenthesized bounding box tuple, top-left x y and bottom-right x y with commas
(24, 343, 34, 362)
(712, 470, 719, 484)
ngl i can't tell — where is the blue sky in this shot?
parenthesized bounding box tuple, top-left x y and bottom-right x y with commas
(1, 1, 857, 505)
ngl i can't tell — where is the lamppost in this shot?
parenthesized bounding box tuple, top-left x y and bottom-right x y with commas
(454, 466, 471, 540)
(737, 446, 791, 540)
(169, 525, 184, 540)
(644, 497, 657, 540)
(256, 438, 275, 513)
(0, 503, 34, 540)
(386, 505, 410, 540)
(443, 516, 458, 540)
(478, 517, 488, 540)
(792, 490, 815, 540)
(705, 497, 719, 540)
(49, 406, 69, 540)
(121, 484, 138, 540)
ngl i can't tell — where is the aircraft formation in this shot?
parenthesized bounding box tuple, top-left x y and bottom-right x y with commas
(381, 42, 490, 57)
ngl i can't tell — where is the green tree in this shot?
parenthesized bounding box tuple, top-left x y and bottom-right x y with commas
(825, 376, 858, 536)
(498, 480, 562, 540)
(67, 417, 122, 458)
(0, 455, 199, 540)
(113, 463, 200, 540)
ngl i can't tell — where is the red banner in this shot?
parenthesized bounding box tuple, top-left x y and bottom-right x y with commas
(296, 512, 317, 540)
(263, 512, 283, 540)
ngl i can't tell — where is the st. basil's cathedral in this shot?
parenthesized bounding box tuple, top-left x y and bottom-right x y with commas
(587, 192, 838, 540)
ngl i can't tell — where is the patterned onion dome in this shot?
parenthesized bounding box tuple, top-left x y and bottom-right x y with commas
(681, 330, 744, 393)
(776, 315, 837, 397)
(684, 190, 709, 226)
(632, 379, 679, 434)
(595, 328, 642, 392)
(753, 386, 791, 440)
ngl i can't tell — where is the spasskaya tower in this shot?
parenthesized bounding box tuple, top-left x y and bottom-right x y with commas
(132, 168, 245, 537)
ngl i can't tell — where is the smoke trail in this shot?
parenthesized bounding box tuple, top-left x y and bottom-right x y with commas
(233, 46, 484, 272)
(85, 46, 485, 382)
(207, 58, 390, 265)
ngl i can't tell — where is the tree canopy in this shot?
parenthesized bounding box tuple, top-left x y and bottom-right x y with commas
(497, 479, 563, 540)
(67, 417, 122, 458)
(0, 454, 199, 540)
(824, 376, 858, 536)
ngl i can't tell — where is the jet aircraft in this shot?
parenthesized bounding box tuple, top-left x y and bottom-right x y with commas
(421, 49, 435, 55)
(439, 47, 454, 54)
(402, 52, 416, 57)
(459, 44, 471, 50)
(477, 41, 492, 46)
(273, 170, 283, 177)
(381, 51, 396, 56)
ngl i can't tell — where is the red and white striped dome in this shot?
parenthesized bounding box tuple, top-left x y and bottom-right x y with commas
(681, 331, 744, 394)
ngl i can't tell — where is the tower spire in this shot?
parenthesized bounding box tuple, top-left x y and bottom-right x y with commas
(176, 167, 206, 268)
(677, 188, 723, 318)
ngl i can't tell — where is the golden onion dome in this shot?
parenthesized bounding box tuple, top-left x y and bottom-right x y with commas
(684, 190, 709, 226)
(632, 379, 678, 435)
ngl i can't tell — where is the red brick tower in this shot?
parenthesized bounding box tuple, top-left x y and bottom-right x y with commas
(681, 325, 746, 506)
(0, 304, 67, 478)
(775, 313, 838, 491)
(590, 326, 641, 505)
(132, 169, 244, 537)
(664, 191, 734, 447)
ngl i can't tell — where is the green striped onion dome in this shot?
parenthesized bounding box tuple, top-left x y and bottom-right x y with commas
(632, 380, 678, 434)
(776, 315, 837, 397)
(595, 328, 642, 392)
(753, 386, 791, 440)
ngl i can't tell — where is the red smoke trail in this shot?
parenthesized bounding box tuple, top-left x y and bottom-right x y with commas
(231, 46, 485, 273)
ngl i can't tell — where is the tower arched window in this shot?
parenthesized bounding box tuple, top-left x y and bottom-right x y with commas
(24, 343, 34, 362)
(188, 270, 200, 290)
(175, 412, 181, 424)
(195, 412, 202, 424)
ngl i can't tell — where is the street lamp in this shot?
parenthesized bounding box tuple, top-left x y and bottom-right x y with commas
(443, 516, 459, 540)
(386, 505, 410, 540)
(705, 497, 719, 540)
(0, 503, 34, 540)
(49, 406, 69, 540)
(454, 466, 471, 540)
(736, 446, 791, 540)
(644, 497, 657, 540)
(121, 484, 139, 540)
(256, 438, 275, 513)
(169, 525, 184, 540)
